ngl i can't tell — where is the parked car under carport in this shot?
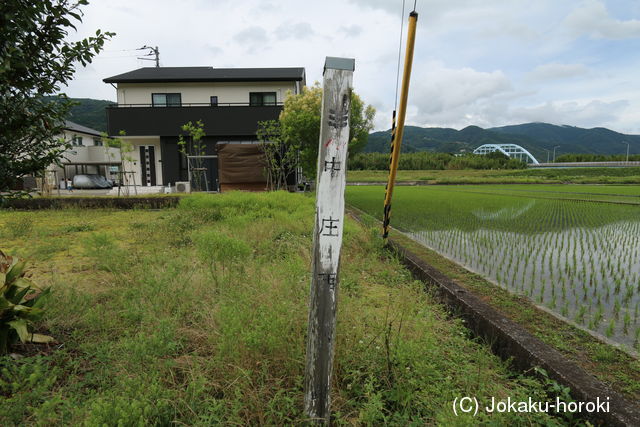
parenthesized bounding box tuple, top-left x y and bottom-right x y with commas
(72, 174, 114, 189)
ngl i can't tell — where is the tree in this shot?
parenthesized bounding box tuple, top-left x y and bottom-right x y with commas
(256, 120, 299, 191)
(0, 0, 113, 196)
(101, 130, 135, 194)
(279, 82, 375, 176)
(177, 120, 208, 191)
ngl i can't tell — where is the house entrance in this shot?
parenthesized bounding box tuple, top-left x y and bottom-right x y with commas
(139, 145, 156, 186)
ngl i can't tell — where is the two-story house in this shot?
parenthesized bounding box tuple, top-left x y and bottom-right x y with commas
(103, 66, 306, 191)
(54, 121, 121, 187)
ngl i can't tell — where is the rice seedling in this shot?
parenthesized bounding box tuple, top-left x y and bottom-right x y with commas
(348, 184, 640, 349)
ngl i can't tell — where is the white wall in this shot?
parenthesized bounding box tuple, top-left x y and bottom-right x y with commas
(60, 130, 120, 164)
(120, 137, 163, 186)
(50, 130, 121, 185)
(117, 81, 298, 105)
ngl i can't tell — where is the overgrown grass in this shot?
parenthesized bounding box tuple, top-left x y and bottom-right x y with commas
(0, 193, 564, 424)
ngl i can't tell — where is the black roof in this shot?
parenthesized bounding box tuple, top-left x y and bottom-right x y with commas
(64, 120, 102, 137)
(103, 67, 306, 83)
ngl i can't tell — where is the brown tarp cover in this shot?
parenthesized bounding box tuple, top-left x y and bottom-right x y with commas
(217, 143, 267, 185)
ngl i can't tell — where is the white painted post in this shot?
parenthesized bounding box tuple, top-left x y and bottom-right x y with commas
(304, 57, 354, 424)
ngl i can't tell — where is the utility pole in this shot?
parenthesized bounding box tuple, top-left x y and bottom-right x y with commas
(553, 145, 560, 162)
(304, 56, 354, 424)
(543, 148, 550, 163)
(383, 10, 418, 241)
(621, 141, 630, 162)
(137, 45, 159, 67)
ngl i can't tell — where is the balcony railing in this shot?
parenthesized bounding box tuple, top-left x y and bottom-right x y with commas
(107, 102, 284, 108)
(106, 103, 283, 136)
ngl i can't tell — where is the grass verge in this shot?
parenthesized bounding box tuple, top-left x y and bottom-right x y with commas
(0, 192, 568, 425)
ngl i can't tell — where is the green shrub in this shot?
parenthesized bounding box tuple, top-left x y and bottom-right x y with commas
(349, 151, 526, 171)
(0, 251, 53, 354)
(556, 153, 640, 162)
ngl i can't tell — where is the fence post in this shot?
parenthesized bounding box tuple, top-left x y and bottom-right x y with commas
(304, 56, 355, 424)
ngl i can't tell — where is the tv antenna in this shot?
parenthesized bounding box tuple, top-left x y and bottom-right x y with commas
(137, 45, 159, 67)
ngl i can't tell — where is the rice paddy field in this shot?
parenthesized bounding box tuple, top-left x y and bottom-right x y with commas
(347, 184, 640, 350)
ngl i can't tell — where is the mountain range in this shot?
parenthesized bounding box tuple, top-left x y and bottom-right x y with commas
(59, 98, 639, 162)
(45, 97, 115, 132)
(365, 123, 640, 162)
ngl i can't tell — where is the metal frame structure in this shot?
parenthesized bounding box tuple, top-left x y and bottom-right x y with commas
(186, 154, 219, 192)
(59, 161, 123, 184)
(117, 171, 138, 196)
(473, 143, 539, 164)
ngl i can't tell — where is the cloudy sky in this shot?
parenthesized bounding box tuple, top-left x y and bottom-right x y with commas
(65, 0, 640, 134)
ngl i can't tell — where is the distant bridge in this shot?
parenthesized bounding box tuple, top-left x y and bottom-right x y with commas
(473, 143, 539, 165)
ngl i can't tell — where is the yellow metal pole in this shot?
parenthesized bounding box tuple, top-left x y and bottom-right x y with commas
(383, 10, 418, 241)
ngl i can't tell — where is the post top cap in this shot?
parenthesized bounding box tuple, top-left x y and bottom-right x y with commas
(324, 57, 355, 73)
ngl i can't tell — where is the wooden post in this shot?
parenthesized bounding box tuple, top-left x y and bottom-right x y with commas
(304, 56, 354, 424)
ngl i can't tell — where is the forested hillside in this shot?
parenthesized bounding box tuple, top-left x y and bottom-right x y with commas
(366, 123, 640, 162)
(45, 96, 114, 132)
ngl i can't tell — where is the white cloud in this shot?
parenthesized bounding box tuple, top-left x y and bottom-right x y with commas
(508, 99, 630, 128)
(233, 26, 269, 44)
(565, 0, 640, 39)
(476, 22, 539, 41)
(526, 63, 588, 81)
(274, 22, 314, 40)
(408, 63, 513, 125)
(339, 24, 363, 37)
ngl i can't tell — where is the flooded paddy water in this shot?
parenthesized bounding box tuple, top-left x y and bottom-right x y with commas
(347, 184, 640, 349)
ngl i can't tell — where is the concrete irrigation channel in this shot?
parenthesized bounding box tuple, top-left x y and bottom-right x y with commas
(348, 208, 640, 426)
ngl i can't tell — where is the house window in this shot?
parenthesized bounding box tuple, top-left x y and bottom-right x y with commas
(72, 136, 83, 146)
(93, 137, 103, 146)
(152, 93, 182, 107)
(249, 92, 277, 106)
(210, 96, 218, 106)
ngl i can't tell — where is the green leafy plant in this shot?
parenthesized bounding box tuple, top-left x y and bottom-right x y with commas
(0, 0, 113, 197)
(178, 120, 207, 191)
(102, 130, 135, 194)
(278, 83, 375, 176)
(0, 250, 53, 354)
(256, 120, 298, 191)
(102, 130, 134, 163)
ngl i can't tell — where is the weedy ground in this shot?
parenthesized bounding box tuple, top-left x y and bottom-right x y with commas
(1, 192, 566, 425)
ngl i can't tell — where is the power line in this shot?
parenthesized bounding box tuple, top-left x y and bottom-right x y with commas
(394, 0, 406, 111)
(137, 45, 160, 67)
(102, 48, 140, 52)
(93, 54, 141, 59)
